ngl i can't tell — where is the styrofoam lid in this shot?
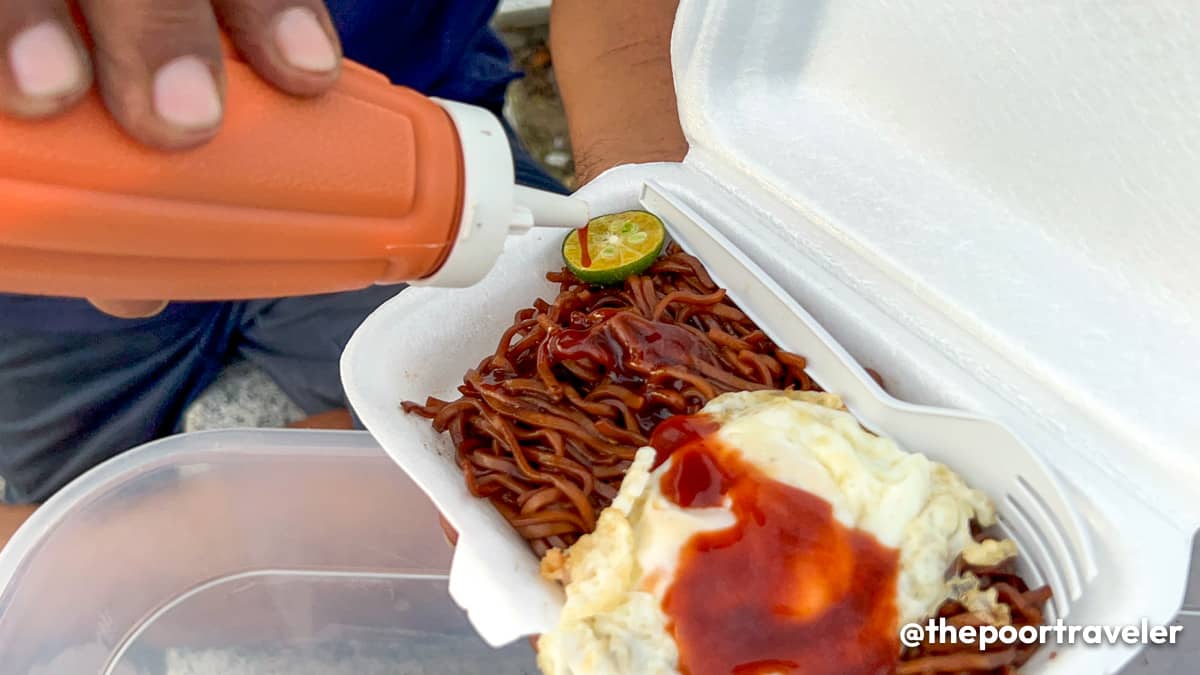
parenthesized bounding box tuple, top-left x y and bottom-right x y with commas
(670, 0, 1200, 525)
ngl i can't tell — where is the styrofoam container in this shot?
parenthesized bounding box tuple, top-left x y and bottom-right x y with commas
(344, 1, 1199, 673)
(0, 430, 536, 674)
(343, 167, 1112, 673)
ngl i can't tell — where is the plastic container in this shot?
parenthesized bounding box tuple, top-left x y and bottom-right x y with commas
(341, 0, 1199, 673)
(0, 430, 535, 675)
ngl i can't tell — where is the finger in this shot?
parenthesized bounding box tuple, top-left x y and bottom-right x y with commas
(0, 0, 91, 117)
(438, 514, 459, 547)
(215, 0, 341, 96)
(88, 299, 169, 319)
(77, 0, 225, 149)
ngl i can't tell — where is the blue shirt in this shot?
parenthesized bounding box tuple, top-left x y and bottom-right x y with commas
(331, 0, 515, 110)
(0, 0, 519, 331)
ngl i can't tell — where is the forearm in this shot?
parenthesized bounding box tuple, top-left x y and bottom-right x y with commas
(549, 0, 688, 185)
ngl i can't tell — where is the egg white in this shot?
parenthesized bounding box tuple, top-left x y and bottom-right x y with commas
(538, 390, 1000, 675)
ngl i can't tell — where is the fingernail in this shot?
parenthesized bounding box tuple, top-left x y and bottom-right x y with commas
(9, 21, 84, 99)
(274, 7, 338, 72)
(153, 56, 222, 130)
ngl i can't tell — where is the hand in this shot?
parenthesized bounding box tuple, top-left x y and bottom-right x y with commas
(438, 513, 460, 547)
(1, 1, 343, 316)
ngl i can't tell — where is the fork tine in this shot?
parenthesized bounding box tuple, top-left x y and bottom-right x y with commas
(1015, 474, 1088, 599)
(1003, 496, 1070, 618)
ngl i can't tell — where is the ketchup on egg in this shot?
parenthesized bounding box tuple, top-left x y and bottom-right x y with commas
(649, 415, 902, 675)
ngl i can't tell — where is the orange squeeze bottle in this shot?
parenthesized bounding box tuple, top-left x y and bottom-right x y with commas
(0, 51, 588, 301)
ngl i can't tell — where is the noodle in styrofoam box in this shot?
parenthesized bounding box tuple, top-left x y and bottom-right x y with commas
(348, 168, 1070, 672)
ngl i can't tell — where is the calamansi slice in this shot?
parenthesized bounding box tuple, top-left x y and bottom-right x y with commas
(562, 210, 667, 285)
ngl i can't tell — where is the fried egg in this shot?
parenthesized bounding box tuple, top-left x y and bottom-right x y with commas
(537, 390, 1004, 675)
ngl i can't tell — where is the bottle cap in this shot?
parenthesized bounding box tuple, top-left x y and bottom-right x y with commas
(414, 99, 588, 287)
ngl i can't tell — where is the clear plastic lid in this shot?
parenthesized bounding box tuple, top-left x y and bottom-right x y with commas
(0, 430, 535, 675)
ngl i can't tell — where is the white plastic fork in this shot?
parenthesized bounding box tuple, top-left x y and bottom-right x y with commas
(639, 181, 1098, 618)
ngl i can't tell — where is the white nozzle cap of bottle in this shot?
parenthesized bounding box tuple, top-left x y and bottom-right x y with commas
(413, 99, 590, 288)
(511, 185, 590, 233)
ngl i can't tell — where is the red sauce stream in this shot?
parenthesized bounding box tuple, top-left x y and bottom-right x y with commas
(577, 223, 592, 268)
(649, 415, 901, 675)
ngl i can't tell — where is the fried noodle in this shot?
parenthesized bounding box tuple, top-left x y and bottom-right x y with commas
(402, 242, 1051, 673)
(403, 244, 818, 555)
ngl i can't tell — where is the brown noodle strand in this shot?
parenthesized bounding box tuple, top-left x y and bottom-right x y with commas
(563, 385, 618, 418)
(639, 276, 659, 317)
(560, 359, 600, 382)
(646, 388, 690, 413)
(707, 327, 752, 352)
(585, 383, 646, 409)
(600, 398, 642, 433)
(650, 366, 720, 400)
(895, 649, 1018, 674)
(593, 480, 620, 500)
(518, 486, 562, 511)
(532, 452, 596, 496)
(515, 520, 582, 539)
(994, 583, 1053, 623)
(474, 473, 531, 499)
(515, 428, 567, 456)
(651, 288, 727, 321)
(595, 419, 650, 446)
